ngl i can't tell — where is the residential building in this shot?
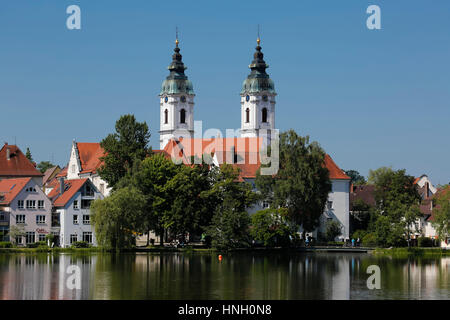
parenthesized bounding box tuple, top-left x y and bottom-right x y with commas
(0, 178, 52, 245)
(48, 178, 103, 247)
(42, 166, 61, 194)
(0, 143, 43, 186)
(64, 141, 111, 196)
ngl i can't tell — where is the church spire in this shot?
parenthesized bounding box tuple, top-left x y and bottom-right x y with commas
(160, 30, 194, 96)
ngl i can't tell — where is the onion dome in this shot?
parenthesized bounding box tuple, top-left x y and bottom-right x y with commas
(241, 38, 276, 95)
(160, 39, 194, 96)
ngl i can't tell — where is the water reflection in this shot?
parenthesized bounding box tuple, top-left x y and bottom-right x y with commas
(0, 253, 448, 300)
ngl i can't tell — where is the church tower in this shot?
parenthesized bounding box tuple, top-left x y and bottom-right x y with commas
(159, 36, 195, 149)
(240, 37, 276, 145)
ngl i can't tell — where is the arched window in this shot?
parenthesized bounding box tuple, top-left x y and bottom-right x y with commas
(180, 109, 186, 124)
(164, 109, 168, 124)
(245, 108, 250, 123)
(262, 108, 268, 123)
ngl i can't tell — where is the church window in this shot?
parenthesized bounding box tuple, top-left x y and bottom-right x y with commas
(164, 109, 168, 124)
(245, 108, 250, 123)
(180, 109, 186, 124)
(262, 108, 268, 123)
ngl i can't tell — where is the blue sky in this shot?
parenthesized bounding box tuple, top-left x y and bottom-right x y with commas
(0, 0, 449, 184)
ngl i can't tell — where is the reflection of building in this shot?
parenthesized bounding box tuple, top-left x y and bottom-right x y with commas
(0, 177, 52, 244)
(48, 178, 103, 247)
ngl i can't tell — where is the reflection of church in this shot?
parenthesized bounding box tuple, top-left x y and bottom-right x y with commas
(156, 36, 350, 240)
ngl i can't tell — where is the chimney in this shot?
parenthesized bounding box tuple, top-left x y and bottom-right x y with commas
(59, 178, 65, 195)
(6, 147, 10, 160)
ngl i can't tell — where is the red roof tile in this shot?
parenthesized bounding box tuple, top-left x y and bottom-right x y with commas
(76, 143, 105, 174)
(48, 178, 89, 207)
(0, 144, 42, 177)
(0, 177, 32, 205)
(163, 138, 349, 181)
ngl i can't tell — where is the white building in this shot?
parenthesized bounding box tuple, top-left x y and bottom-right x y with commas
(65, 140, 111, 197)
(48, 178, 103, 247)
(159, 37, 351, 241)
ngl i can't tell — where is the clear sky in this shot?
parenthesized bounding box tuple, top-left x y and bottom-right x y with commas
(1, 0, 449, 184)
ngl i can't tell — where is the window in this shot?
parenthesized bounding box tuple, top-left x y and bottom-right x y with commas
(262, 108, 268, 123)
(38, 200, 44, 209)
(36, 215, 46, 224)
(83, 184, 94, 197)
(25, 187, 36, 192)
(38, 234, 46, 242)
(164, 109, 168, 124)
(15, 236, 23, 245)
(16, 215, 25, 224)
(83, 232, 93, 244)
(70, 234, 78, 244)
(73, 200, 79, 210)
(180, 109, 186, 124)
(17, 200, 24, 209)
(73, 214, 78, 225)
(25, 232, 35, 244)
(83, 215, 90, 225)
(71, 164, 76, 173)
(81, 199, 92, 209)
(262, 201, 270, 209)
(327, 201, 333, 210)
(0, 213, 5, 221)
(26, 200, 36, 209)
(245, 108, 250, 123)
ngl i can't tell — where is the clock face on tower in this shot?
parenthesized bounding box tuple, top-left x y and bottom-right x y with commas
(164, 96, 168, 103)
(262, 95, 268, 102)
(246, 95, 250, 102)
(180, 96, 186, 103)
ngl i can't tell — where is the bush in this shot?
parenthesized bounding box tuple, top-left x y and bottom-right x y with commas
(0, 241, 12, 248)
(418, 237, 433, 247)
(351, 230, 368, 241)
(362, 233, 377, 247)
(71, 241, 90, 248)
(325, 220, 343, 241)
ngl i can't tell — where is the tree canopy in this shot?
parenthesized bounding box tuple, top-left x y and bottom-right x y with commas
(98, 114, 150, 189)
(256, 129, 332, 234)
(344, 169, 366, 185)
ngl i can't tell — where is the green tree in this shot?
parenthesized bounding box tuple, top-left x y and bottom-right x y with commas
(98, 114, 150, 189)
(325, 220, 343, 242)
(374, 215, 406, 247)
(256, 130, 332, 237)
(205, 196, 251, 250)
(367, 166, 394, 185)
(125, 154, 179, 245)
(432, 189, 450, 242)
(344, 170, 366, 185)
(91, 186, 147, 250)
(9, 225, 25, 244)
(37, 161, 55, 174)
(165, 163, 214, 239)
(250, 208, 293, 247)
(25, 148, 33, 161)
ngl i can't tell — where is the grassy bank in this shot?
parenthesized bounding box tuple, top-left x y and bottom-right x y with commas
(372, 247, 450, 258)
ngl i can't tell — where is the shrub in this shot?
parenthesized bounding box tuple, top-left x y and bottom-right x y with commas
(71, 241, 90, 248)
(418, 237, 433, 247)
(0, 241, 12, 248)
(351, 230, 368, 241)
(325, 220, 343, 241)
(362, 233, 377, 247)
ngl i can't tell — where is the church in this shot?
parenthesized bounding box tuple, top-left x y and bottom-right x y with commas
(157, 36, 351, 241)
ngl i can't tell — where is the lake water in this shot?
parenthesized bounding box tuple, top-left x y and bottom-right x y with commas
(0, 252, 448, 300)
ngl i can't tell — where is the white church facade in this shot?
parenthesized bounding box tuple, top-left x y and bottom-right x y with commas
(158, 36, 351, 241)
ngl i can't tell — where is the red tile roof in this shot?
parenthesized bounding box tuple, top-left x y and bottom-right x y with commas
(0, 177, 32, 205)
(48, 178, 89, 207)
(76, 143, 105, 174)
(0, 144, 42, 177)
(324, 154, 351, 180)
(350, 184, 376, 208)
(56, 166, 68, 178)
(163, 138, 349, 181)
